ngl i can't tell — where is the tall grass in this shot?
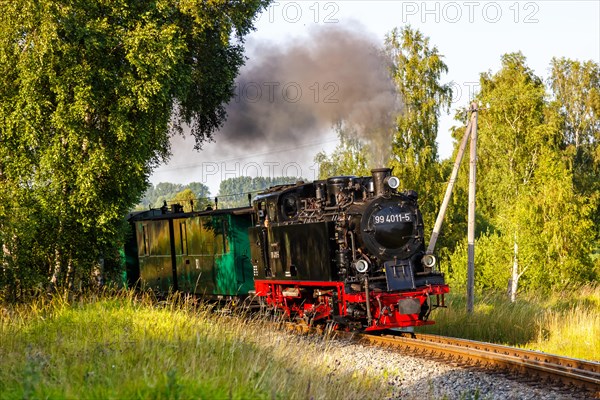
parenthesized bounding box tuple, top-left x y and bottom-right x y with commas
(2, 287, 597, 399)
(0, 291, 389, 399)
(419, 285, 600, 361)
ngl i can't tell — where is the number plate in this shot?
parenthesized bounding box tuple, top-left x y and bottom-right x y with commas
(373, 213, 412, 224)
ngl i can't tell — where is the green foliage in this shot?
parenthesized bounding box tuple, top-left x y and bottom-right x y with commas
(0, 0, 268, 297)
(136, 182, 210, 210)
(550, 58, 600, 156)
(171, 188, 201, 212)
(549, 57, 600, 237)
(446, 232, 512, 292)
(314, 123, 371, 179)
(385, 26, 452, 165)
(217, 176, 301, 208)
(519, 150, 596, 286)
(475, 53, 549, 215)
(440, 53, 598, 294)
(384, 26, 452, 240)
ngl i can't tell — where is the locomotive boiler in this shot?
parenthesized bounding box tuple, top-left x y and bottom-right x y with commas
(249, 168, 448, 331)
(125, 168, 448, 332)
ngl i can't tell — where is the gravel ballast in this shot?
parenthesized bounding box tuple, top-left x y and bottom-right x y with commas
(326, 337, 587, 400)
(261, 329, 589, 400)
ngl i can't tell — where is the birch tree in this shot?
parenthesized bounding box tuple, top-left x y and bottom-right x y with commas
(549, 58, 600, 239)
(459, 53, 596, 297)
(384, 26, 452, 240)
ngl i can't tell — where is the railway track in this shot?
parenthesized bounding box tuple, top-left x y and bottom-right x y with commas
(356, 332, 600, 398)
(279, 318, 599, 397)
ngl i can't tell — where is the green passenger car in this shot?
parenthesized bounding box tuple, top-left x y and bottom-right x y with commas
(125, 207, 255, 297)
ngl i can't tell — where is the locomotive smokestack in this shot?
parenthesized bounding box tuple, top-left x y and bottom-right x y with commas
(371, 168, 392, 196)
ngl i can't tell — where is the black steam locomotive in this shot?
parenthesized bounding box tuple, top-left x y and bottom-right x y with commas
(126, 168, 448, 331)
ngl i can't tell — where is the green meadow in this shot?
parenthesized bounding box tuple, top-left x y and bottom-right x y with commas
(419, 285, 600, 361)
(0, 292, 386, 400)
(1, 287, 597, 399)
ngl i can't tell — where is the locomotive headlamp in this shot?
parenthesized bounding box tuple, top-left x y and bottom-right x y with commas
(386, 176, 400, 190)
(422, 254, 436, 268)
(354, 260, 369, 273)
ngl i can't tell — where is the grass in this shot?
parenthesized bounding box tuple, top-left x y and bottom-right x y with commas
(419, 284, 600, 361)
(1, 287, 597, 399)
(0, 291, 389, 400)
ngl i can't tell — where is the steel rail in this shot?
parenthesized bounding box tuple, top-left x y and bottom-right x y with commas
(357, 332, 600, 397)
(278, 320, 599, 396)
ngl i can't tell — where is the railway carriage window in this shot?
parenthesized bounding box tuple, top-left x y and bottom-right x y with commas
(149, 221, 170, 256)
(212, 219, 229, 255)
(222, 220, 229, 254)
(180, 222, 187, 255)
(267, 202, 277, 222)
(187, 217, 206, 255)
(200, 219, 213, 255)
(140, 224, 149, 256)
(256, 201, 266, 222)
(281, 195, 298, 220)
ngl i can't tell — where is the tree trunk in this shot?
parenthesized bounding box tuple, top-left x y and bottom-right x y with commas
(509, 238, 519, 302)
(50, 248, 61, 290)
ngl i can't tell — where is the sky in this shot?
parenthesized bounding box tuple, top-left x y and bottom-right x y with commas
(151, 0, 600, 196)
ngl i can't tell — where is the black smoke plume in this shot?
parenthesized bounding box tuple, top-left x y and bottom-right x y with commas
(213, 24, 402, 166)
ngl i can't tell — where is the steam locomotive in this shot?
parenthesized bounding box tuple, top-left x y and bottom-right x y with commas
(125, 168, 449, 331)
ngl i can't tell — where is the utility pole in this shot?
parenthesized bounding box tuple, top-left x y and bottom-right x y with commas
(424, 102, 479, 313)
(467, 102, 478, 313)
(426, 120, 473, 255)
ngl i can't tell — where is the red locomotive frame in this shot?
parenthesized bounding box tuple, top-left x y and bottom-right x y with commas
(255, 279, 449, 331)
